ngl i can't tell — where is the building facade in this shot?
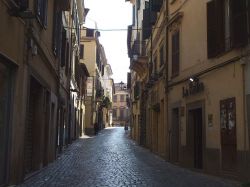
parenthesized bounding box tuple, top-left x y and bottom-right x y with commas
(112, 83, 129, 127)
(0, 0, 89, 185)
(127, 0, 250, 180)
(81, 27, 113, 135)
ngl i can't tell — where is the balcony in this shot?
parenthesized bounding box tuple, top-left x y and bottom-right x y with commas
(129, 39, 148, 78)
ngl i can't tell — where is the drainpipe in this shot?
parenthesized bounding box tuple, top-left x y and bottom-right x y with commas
(165, 0, 170, 161)
(242, 60, 247, 174)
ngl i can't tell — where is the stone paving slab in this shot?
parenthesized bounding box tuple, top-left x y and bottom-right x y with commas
(18, 127, 241, 187)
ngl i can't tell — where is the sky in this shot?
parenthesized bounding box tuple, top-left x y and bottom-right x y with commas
(84, 0, 132, 84)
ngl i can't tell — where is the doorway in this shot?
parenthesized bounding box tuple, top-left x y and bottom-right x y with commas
(220, 97, 237, 171)
(24, 77, 43, 174)
(188, 107, 203, 169)
(0, 62, 11, 185)
(171, 108, 179, 163)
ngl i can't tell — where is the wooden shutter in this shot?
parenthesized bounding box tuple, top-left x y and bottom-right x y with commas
(150, 0, 163, 12)
(127, 73, 131, 89)
(14, 0, 28, 10)
(231, 0, 248, 47)
(160, 45, 164, 67)
(65, 42, 69, 75)
(172, 31, 179, 77)
(207, 0, 217, 58)
(136, 0, 140, 10)
(42, 0, 48, 27)
(142, 8, 151, 40)
(80, 44, 84, 59)
(36, 0, 42, 17)
(153, 56, 157, 74)
(52, 6, 62, 56)
(60, 29, 67, 67)
(207, 0, 225, 58)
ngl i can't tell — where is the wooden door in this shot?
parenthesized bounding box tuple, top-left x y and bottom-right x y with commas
(194, 108, 203, 169)
(187, 107, 203, 169)
(220, 97, 237, 171)
(171, 108, 179, 163)
(0, 63, 11, 185)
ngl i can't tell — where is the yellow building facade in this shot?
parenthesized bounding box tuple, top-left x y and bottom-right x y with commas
(127, 0, 250, 180)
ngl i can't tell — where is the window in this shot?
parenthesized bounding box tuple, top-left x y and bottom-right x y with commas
(65, 42, 69, 75)
(52, 3, 62, 56)
(160, 45, 164, 67)
(120, 95, 125, 102)
(80, 44, 84, 59)
(207, 0, 248, 58)
(86, 28, 95, 37)
(120, 108, 125, 120)
(172, 31, 180, 77)
(112, 109, 117, 118)
(14, 0, 28, 10)
(60, 29, 67, 67)
(153, 55, 158, 74)
(136, 0, 141, 10)
(113, 95, 117, 103)
(36, 0, 48, 27)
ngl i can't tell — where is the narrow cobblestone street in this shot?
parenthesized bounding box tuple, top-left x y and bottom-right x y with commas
(18, 127, 240, 187)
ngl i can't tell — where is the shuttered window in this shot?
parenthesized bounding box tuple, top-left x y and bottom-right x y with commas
(80, 44, 84, 59)
(60, 29, 67, 67)
(142, 8, 151, 40)
(207, 0, 248, 58)
(149, 0, 163, 12)
(207, 0, 225, 58)
(231, 0, 248, 47)
(14, 0, 28, 10)
(36, 0, 48, 27)
(86, 29, 95, 37)
(65, 42, 69, 75)
(52, 4, 62, 56)
(153, 55, 157, 74)
(136, 0, 140, 10)
(172, 31, 180, 77)
(160, 45, 164, 67)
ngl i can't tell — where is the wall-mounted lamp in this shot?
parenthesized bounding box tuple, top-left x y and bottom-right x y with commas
(189, 77, 199, 83)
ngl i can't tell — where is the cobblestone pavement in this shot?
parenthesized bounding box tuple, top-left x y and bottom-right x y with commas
(18, 127, 240, 187)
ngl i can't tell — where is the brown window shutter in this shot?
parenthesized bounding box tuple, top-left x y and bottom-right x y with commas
(80, 44, 84, 59)
(207, 0, 216, 58)
(61, 29, 67, 67)
(216, 0, 225, 53)
(142, 8, 152, 40)
(231, 0, 248, 48)
(172, 31, 179, 77)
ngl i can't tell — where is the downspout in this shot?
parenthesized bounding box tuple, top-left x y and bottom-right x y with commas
(165, 0, 170, 161)
(242, 61, 247, 174)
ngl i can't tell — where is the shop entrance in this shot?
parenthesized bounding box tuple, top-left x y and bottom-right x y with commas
(188, 107, 203, 169)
